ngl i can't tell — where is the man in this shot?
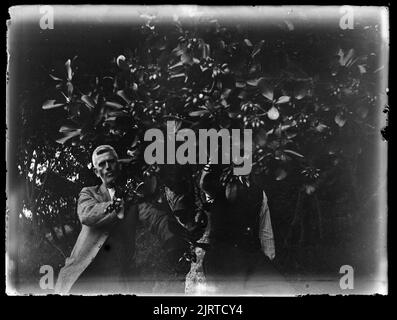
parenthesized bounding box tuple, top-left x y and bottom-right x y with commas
(180, 164, 293, 295)
(55, 145, 186, 294)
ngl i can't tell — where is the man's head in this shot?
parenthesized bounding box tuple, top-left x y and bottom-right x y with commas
(92, 145, 120, 187)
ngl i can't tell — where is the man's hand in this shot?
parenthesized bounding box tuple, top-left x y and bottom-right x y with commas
(105, 197, 124, 219)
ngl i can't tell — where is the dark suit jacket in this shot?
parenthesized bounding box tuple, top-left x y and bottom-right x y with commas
(55, 183, 175, 294)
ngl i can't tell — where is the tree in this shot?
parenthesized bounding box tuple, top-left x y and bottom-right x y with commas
(15, 12, 385, 277)
(44, 17, 381, 193)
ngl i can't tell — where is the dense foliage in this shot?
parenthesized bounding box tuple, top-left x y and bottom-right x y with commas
(13, 12, 386, 289)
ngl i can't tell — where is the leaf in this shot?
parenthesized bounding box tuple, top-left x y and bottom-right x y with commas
(60, 91, 69, 103)
(105, 116, 117, 121)
(246, 77, 264, 87)
(220, 99, 228, 108)
(357, 64, 367, 74)
(218, 40, 226, 49)
(172, 44, 184, 56)
(373, 65, 384, 73)
(295, 88, 308, 100)
(338, 48, 355, 67)
(105, 101, 124, 109)
(189, 110, 210, 117)
(221, 88, 232, 100)
(59, 125, 79, 133)
(275, 168, 287, 181)
(315, 123, 328, 132)
(304, 184, 316, 195)
(267, 106, 280, 120)
(228, 112, 239, 119)
(67, 81, 73, 97)
(251, 40, 264, 58)
(130, 135, 139, 148)
(286, 132, 298, 139)
(169, 73, 186, 80)
(169, 61, 184, 70)
(276, 151, 290, 162)
(225, 182, 238, 202)
(237, 91, 247, 100)
(107, 110, 128, 117)
(201, 43, 210, 59)
(335, 113, 347, 127)
(81, 95, 96, 109)
(275, 96, 291, 104)
(65, 59, 73, 81)
(280, 120, 297, 131)
(259, 80, 274, 101)
(56, 129, 81, 144)
(181, 53, 193, 65)
(244, 39, 253, 47)
(274, 126, 282, 137)
(284, 149, 304, 158)
(116, 55, 129, 71)
(117, 90, 131, 104)
(42, 100, 65, 110)
(49, 74, 63, 81)
(72, 55, 79, 64)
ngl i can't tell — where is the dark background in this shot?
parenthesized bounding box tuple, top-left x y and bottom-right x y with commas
(6, 6, 388, 294)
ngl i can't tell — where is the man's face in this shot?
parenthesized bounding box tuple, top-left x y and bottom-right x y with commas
(93, 151, 120, 187)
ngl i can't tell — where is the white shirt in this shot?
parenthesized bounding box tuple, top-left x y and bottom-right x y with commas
(108, 187, 116, 200)
(259, 191, 275, 260)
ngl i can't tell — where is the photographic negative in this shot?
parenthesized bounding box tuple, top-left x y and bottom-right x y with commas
(6, 5, 388, 295)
